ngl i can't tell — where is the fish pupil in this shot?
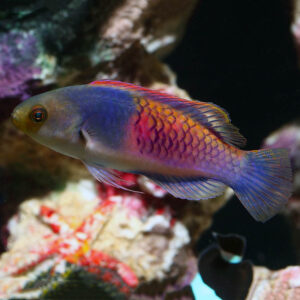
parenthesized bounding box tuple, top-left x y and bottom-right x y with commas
(30, 107, 47, 123)
(35, 112, 42, 120)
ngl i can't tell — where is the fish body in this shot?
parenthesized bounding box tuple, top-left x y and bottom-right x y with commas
(125, 94, 243, 182)
(11, 80, 293, 222)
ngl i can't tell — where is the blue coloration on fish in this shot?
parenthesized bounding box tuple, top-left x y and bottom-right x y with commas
(62, 85, 136, 148)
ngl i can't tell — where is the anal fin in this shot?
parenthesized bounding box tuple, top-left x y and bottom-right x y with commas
(144, 174, 226, 200)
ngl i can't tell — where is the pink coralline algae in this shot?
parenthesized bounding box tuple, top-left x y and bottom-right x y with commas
(246, 266, 300, 300)
(0, 32, 41, 100)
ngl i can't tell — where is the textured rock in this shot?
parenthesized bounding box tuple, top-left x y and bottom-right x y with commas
(0, 0, 197, 101)
(0, 31, 42, 100)
(246, 266, 300, 300)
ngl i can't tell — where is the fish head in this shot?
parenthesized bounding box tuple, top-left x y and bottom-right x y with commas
(11, 88, 84, 158)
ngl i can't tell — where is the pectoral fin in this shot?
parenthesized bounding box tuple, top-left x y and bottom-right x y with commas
(83, 161, 140, 193)
(80, 125, 100, 151)
(80, 113, 124, 150)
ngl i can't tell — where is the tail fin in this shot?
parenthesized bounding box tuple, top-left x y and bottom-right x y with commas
(233, 148, 292, 222)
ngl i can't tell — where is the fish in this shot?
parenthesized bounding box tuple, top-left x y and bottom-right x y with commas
(197, 233, 253, 300)
(11, 80, 293, 222)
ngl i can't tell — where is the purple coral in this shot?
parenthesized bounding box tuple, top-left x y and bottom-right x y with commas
(0, 31, 41, 100)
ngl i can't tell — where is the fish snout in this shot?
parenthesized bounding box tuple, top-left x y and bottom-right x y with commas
(11, 109, 19, 128)
(11, 107, 24, 130)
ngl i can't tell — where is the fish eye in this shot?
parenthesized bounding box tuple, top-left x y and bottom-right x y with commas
(30, 106, 48, 123)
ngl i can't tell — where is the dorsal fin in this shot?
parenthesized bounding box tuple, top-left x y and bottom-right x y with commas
(186, 101, 247, 147)
(89, 80, 246, 147)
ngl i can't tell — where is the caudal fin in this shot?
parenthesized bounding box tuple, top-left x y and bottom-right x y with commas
(233, 148, 292, 222)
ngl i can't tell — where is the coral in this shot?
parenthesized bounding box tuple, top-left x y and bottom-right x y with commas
(0, 179, 197, 299)
(246, 266, 300, 300)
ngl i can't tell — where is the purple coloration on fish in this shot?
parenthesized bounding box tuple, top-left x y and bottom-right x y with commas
(11, 80, 293, 222)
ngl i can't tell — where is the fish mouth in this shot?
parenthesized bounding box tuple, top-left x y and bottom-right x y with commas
(11, 108, 22, 129)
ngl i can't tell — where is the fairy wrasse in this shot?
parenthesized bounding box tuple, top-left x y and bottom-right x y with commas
(11, 80, 292, 222)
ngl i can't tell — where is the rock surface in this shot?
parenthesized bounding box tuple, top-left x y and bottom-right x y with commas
(247, 266, 300, 300)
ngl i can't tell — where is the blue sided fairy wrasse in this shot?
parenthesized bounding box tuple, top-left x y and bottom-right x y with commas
(11, 80, 293, 222)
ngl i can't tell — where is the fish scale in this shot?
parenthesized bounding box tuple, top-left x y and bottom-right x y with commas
(130, 96, 239, 179)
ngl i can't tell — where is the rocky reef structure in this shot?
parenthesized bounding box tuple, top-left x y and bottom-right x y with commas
(0, 0, 235, 298)
(0, 0, 198, 102)
(246, 266, 300, 300)
(0, 179, 188, 299)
